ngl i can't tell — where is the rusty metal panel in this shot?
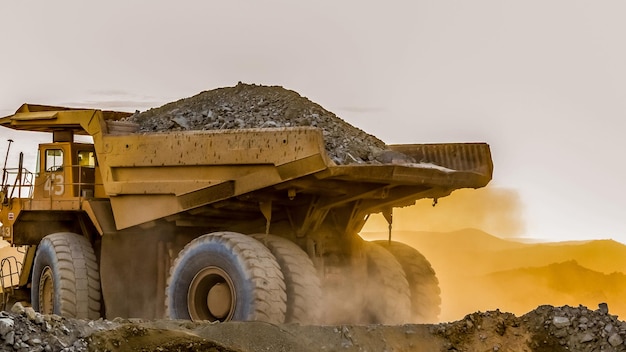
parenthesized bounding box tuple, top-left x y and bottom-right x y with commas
(387, 143, 493, 177)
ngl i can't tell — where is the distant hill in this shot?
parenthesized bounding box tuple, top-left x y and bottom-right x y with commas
(489, 239, 626, 275)
(477, 260, 626, 315)
(361, 229, 626, 275)
(361, 229, 626, 322)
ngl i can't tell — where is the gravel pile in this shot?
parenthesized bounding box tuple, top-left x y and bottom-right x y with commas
(0, 303, 117, 352)
(3, 302, 626, 351)
(435, 303, 626, 351)
(525, 303, 626, 351)
(126, 82, 401, 165)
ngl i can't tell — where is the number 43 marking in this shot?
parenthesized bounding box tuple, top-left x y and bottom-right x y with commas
(44, 174, 65, 196)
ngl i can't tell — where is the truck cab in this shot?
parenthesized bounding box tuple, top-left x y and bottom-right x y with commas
(34, 140, 97, 200)
(1, 131, 100, 248)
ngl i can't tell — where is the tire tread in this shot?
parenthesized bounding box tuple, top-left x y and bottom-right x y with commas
(166, 232, 286, 323)
(374, 240, 441, 323)
(32, 232, 101, 320)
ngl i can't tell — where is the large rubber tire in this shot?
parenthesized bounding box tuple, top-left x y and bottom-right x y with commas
(364, 242, 412, 324)
(251, 234, 322, 324)
(374, 240, 441, 323)
(31, 232, 101, 319)
(165, 232, 287, 323)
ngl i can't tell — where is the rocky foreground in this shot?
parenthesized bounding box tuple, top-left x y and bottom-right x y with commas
(1, 303, 626, 351)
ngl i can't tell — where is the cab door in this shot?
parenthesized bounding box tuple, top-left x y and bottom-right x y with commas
(38, 143, 70, 199)
(73, 145, 96, 198)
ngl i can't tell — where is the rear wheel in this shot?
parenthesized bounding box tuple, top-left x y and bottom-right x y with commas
(166, 232, 286, 323)
(251, 234, 322, 324)
(363, 242, 411, 324)
(31, 232, 101, 319)
(374, 240, 441, 323)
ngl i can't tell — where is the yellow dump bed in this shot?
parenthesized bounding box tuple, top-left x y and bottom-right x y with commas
(1, 104, 493, 231)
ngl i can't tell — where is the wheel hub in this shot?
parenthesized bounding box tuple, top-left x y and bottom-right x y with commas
(39, 266, 54, 315)
(188, 266, 236, 321)
(207, 283, 232, 319)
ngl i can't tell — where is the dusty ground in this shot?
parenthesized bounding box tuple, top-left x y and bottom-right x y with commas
(2, 302, 626, 351)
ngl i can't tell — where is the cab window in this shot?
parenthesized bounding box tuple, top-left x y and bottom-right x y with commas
(77, 150, 96, 168)
(45, 149, 64, 172)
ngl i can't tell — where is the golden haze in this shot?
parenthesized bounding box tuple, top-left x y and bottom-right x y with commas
(361, 186, 626, 322)
(361, 230, 626, 322)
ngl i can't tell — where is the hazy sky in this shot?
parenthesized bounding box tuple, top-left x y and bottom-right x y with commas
(1, 1, 625, 243)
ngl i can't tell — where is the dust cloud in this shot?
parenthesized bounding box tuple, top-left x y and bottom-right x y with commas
(361, 229, 626, 323)
(317, 241, 422, 325)
(358, 186, 626, 323)
(361, 187, 525, 238)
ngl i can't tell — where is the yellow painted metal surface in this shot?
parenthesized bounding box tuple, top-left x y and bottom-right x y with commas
(1, 104, 493, 231)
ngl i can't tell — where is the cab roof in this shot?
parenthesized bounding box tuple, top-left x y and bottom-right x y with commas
(0, 103, 133, 135)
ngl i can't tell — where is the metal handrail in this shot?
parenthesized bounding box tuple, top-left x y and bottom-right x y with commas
(2, 167, 34, 201)
(0, 255, 22, 310)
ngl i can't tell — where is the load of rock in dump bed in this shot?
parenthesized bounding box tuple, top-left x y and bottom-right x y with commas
(126, 83, 401, 165)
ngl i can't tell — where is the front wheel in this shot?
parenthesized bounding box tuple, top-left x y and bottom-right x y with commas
(165, 232, 287, 323)
(31, 232, 101, 319)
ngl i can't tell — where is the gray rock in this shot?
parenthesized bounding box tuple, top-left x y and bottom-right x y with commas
(373, 150, 416, 164)
(553, 316, 571, 328)
(0, 317, 14, 335)
(29, 337, 42, 345)
(24, 306, 37, 321)
(172, 116, 190, 129)
(580, 332, 595, 343)
(598, 303, 609, 314)
(608, 333, 623, 347)
(5, 330, 15, 345)
(10, 302, 25, 315)
(553, 328, 569, 338)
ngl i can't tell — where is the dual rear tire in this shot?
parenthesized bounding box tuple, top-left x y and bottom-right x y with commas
(165, 232, 322, 324)
(374, 240, 441, 323)
(362, 242, 412, 324)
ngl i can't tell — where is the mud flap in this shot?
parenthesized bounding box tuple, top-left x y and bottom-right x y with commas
(100, 231, 167, 319)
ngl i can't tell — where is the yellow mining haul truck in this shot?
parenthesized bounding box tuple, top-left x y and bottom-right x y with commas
(0, 103, 492, 324)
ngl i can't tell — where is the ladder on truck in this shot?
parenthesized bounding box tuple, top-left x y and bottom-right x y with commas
(0, 254, 22, 311)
